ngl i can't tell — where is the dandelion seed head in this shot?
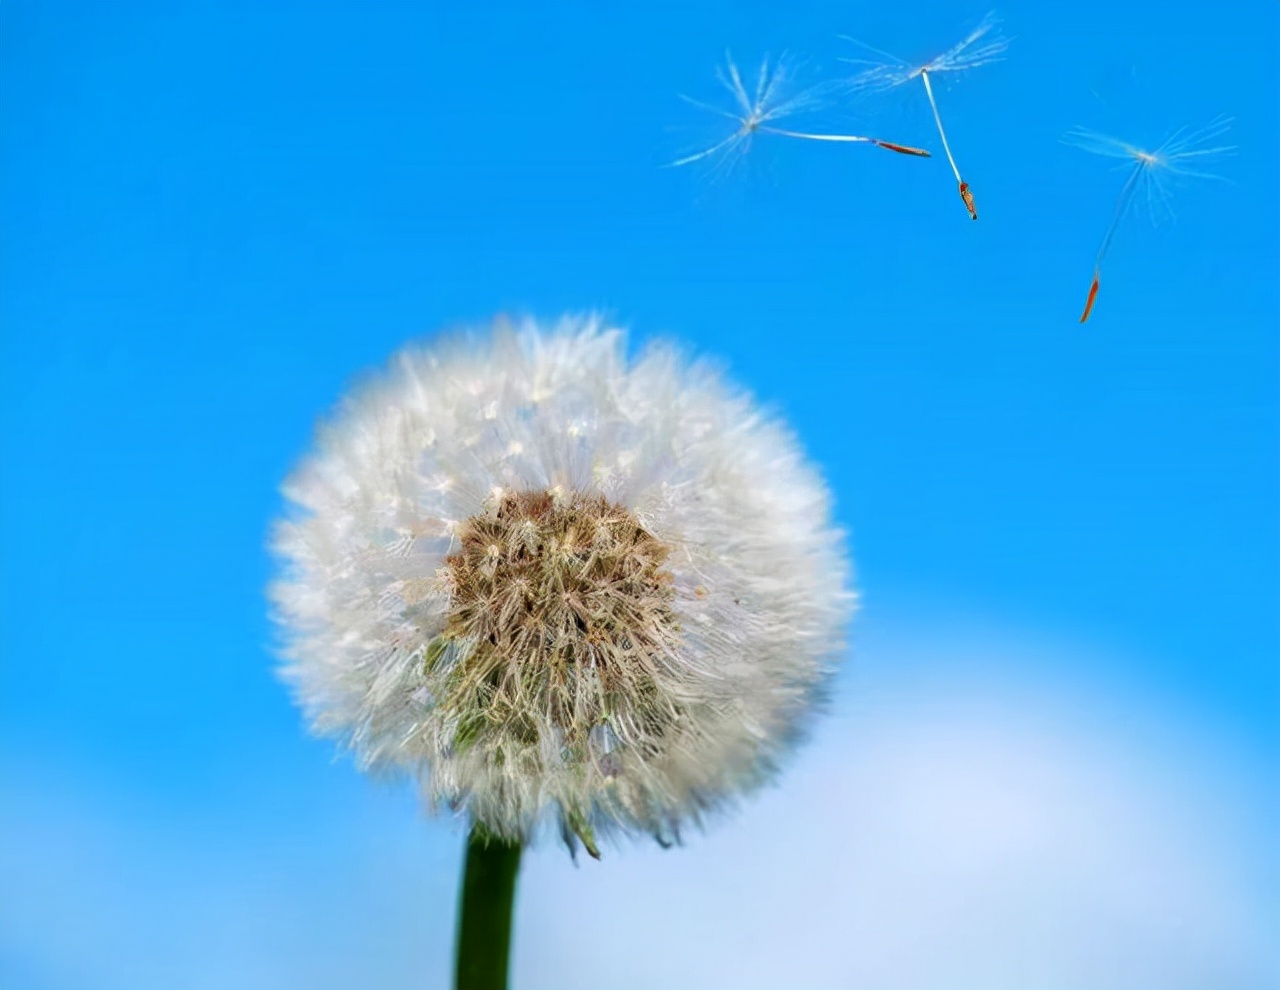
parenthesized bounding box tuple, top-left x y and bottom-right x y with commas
(270, 316, 854, 851)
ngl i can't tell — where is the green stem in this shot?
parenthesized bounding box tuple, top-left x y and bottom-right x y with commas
(454, 823, 523, 990)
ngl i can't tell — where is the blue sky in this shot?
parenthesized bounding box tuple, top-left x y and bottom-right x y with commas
(1, 2, 1276, 988)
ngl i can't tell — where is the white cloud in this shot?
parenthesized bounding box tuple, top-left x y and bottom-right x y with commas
(2, 625, 1274, 989)
(515, 647, 1276, 990)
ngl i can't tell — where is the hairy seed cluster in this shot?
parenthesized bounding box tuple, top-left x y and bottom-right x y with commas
(434, 489, 684, 775)
(272, 320, 854, 847)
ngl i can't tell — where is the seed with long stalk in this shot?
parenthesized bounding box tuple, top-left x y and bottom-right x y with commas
(1066, 115, 1233, 323)
(669, 53, 930, 171)
(842, 12, 1008, 219)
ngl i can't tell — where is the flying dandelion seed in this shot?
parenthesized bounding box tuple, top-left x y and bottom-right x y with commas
(841, 12, 1008, 219)
(669, 53, 931, 173)
(1065, 115, 1233, 323)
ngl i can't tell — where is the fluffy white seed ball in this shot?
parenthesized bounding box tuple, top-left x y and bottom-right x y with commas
(270, 316, 853, 853)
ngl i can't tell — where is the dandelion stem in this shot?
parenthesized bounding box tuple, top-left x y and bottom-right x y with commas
(455, 823, 523, 990)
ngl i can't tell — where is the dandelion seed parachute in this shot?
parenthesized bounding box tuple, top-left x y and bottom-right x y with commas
(669, 53, 930, 170)
(1066, 115, 1233, 323)
(841, 12, 1008, 219)
(270, 317, 854, 854)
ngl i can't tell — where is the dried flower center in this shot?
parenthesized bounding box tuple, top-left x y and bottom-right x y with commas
(435, 489, 681, 761)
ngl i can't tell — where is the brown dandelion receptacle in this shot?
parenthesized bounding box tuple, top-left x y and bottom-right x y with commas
(436, 489, 685, 787)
